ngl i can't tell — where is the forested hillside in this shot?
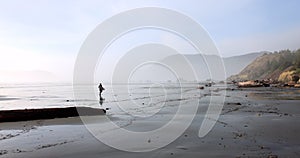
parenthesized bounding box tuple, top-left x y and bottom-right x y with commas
(229, 49, 300, 82)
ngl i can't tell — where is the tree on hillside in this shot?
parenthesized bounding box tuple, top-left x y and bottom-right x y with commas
(295, 49, 300, 68)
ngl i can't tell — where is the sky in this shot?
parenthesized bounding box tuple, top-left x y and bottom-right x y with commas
(0, 0, 300, 82)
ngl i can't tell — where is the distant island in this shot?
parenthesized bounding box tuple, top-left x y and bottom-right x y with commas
(229, 49, 300, 86)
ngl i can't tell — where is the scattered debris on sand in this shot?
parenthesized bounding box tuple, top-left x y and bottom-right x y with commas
(35, 141, 74, 150)
(197, 86, 204, 89)
(233, 132, 247, 139)
(267, 155, 278, 158)
(226, 102, 242, 105)
(0, 150, 8, 155)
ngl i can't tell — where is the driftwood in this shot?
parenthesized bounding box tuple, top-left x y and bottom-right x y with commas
(0, 107, 106, 122)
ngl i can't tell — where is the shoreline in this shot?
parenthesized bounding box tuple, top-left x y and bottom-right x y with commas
(0, 86, 299, 157)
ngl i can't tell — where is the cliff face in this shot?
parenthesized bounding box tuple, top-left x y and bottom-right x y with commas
(229, 49, 300, 82)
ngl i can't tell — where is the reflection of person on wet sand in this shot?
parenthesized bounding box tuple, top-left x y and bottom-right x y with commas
(98, 83, 105, 100)
(99, 99, 104, 106)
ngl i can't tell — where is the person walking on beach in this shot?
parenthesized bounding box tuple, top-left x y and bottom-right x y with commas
(98, 83, 105, 100)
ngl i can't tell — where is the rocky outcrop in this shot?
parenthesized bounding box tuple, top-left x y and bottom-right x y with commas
(0, 107, 106, 122)
(237, 81, 263, 87)
(278, 70, 299, 83)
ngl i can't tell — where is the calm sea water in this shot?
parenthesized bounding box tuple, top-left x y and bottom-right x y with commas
(0, 83, 202, 113)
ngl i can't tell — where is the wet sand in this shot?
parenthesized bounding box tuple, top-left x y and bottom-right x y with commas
(0, 86, 300, 157)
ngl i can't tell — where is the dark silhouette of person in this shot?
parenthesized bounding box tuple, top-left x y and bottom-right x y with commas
(98, 83, 105, 100)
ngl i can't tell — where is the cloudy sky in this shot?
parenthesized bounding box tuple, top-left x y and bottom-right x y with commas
(0, 0, 299, 82)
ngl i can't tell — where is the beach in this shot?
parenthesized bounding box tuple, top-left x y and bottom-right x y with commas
(0, 84, 300, 157)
